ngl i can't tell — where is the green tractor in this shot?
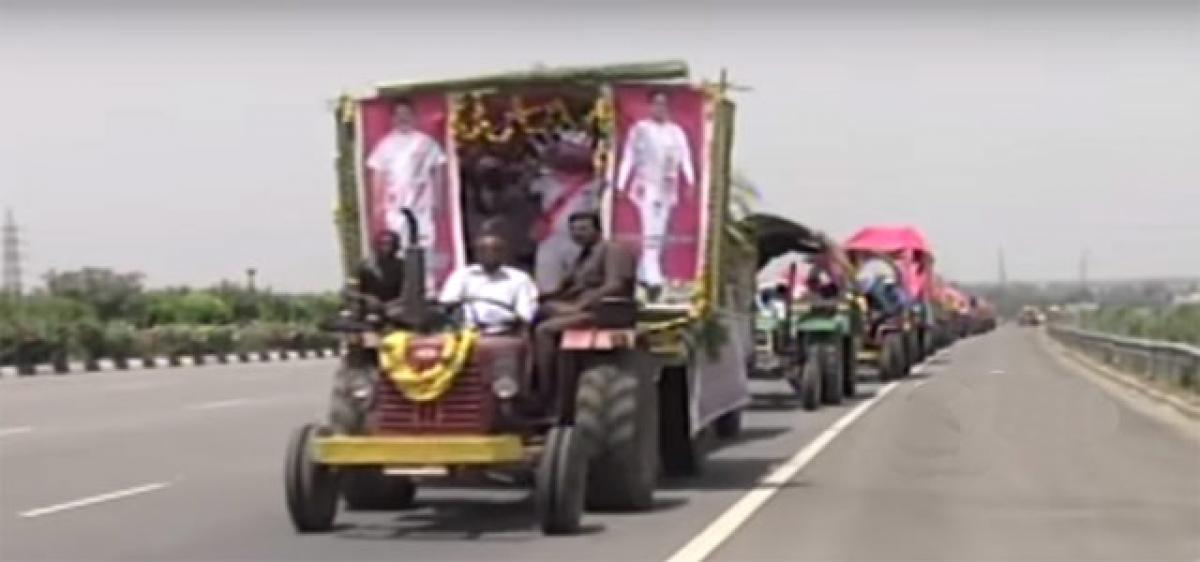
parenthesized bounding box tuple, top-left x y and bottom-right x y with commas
(745, 214, 859, 410)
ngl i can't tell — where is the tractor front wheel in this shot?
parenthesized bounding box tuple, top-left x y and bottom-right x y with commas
(284, 424, 339, 533)
(536, 426, 587, 535)
(819, 343, 844, 406)
(796, 349, 822, 411)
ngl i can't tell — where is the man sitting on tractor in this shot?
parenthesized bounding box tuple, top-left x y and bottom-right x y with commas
(534, 211, 638, 391)
(345, 230, 405, 312)
(439, 232, 538, 335)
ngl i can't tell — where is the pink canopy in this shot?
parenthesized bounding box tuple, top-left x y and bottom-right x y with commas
(941, 285, 970, 313)
(845, 225, 934, 298)
(844, 226, 932, 255)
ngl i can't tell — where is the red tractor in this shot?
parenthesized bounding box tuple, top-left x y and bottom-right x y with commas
(288, 211, 657, 534)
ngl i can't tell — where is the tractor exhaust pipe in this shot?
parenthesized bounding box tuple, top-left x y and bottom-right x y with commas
(397, 208, 427, 327)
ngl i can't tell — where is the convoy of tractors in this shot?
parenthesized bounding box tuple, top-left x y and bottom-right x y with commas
(284, 61, 998, 536)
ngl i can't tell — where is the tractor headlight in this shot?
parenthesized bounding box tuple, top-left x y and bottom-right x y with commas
(490, 354, 520, 400)
(348, 371, 375, 405)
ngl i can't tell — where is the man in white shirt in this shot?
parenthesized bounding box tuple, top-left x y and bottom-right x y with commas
(439, 233, 538, 334)
(616, 90, 696, 297)
(366, 99, 448, 251)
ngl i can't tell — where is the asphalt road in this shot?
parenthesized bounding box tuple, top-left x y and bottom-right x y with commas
(1, 327, 1197, 561)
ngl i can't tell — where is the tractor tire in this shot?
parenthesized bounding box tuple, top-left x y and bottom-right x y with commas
(798, 349, 822, 411)
(842, 337, 858, 399)
(713, 409, 743, 440)
(819, 344, 844, 406)
(577, 361, 658, 512)
(284, 424, 339, 533)
(536, 426, 586, 535)
(659, 367, 707, 477)
(879, 334, 902, 382)
(905, 331, 921, 367)
(341, 469, 416, 511)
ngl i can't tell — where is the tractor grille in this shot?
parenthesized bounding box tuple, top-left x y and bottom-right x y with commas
(371, 363, 495, 434)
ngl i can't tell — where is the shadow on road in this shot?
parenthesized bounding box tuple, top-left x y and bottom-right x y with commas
(336, 496, 549, 542)
(334, 488, 690, 541)
(661, 456, 808, 492)
(748, 391, 801, 412)
(716, 425, 791, 450)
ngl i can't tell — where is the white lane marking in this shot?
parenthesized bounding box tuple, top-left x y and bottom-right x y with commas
(989, 369, 1005, 375)
(18, 482, 172, 518)
(666, 381, 899, 562)
(913, 380, 929, 389)
(188, 398, 250, 410)
(0, 426, 34, 438)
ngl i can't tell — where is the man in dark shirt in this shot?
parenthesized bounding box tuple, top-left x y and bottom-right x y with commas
(534, 212, 637, 389)
(346, 231, 405, 310)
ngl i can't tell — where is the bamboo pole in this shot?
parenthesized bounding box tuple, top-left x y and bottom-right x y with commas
(375, 60, 689, 97)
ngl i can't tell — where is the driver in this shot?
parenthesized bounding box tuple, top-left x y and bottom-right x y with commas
(438, 233, 538, 335)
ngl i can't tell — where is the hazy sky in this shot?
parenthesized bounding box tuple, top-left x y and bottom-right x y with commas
(1, 0, 1197, 290)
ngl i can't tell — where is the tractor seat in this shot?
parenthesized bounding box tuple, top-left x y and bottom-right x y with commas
(589, 297, 638, 329)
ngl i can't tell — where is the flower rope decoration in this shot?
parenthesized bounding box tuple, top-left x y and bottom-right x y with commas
(378, 329, 480, 402)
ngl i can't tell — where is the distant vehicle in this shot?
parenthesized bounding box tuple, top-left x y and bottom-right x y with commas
(745, 214, 860, 410)
(1017, 306, 1045, 326)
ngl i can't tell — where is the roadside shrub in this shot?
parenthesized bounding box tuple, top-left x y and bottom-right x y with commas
(104, 321, 137, 360)
(205, 325, 237, 355)
(74, 319, 107, 362)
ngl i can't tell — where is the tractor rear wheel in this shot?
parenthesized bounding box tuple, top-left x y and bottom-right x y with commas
(879, 334, 902, 382)
(842, 337, 858, 398)
(284, 424, 339, 533)
(578, 361, 658, 512)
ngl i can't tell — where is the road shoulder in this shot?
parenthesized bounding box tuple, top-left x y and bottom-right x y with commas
(1038, 329, 1200, 440)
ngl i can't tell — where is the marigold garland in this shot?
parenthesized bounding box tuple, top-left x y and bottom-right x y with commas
(378, 329, 479, 402)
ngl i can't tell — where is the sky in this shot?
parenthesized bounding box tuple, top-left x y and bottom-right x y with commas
(1, 0, 1197, 291)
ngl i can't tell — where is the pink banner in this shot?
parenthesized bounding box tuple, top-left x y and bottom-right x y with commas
(610, 86, 706, 303)
(359, 95, 461, 290)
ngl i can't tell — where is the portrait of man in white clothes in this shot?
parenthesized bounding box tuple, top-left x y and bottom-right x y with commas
(615, 90, 696, 297)
(366, 98, 448, 251)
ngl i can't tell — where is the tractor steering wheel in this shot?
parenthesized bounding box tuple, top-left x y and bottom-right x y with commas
(439, 296, 523, 333)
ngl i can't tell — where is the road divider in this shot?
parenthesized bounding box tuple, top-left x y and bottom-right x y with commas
(0, 349, 340, 379)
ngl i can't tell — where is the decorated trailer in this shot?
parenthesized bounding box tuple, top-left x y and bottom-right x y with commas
(286, 61, 752, 535)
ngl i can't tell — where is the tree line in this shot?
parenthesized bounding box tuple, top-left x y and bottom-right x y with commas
(1, 268, 341, 369)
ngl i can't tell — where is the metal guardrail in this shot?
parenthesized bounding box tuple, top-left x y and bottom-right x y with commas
(1046, 324, 1200, 394)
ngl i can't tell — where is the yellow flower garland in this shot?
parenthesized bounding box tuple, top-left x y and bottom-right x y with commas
(378, 329, 479, 402)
